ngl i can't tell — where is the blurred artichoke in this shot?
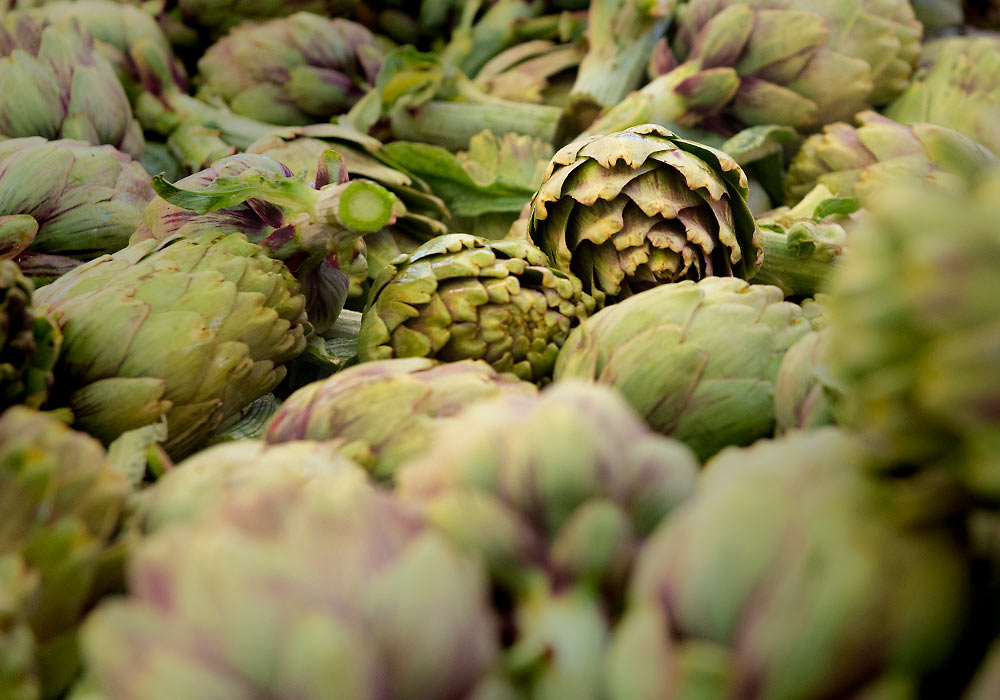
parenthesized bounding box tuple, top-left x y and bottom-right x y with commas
(785, 111, 999, 205)
(0, 17, 144, 158)
(398, 380, 698, 698)
(197, 14, 384, 127)
(265, 357, 536, 480)
(910, 0, 964, 32)
(82, 470, 499, 700)
(358, 233, 597, 383)
(554, 277, 811, 460)
(0, 407, 130, 700)
(886, 36, 1000, 159)
(0, 260, 60, 410)
(576, 0, 921, 138)
(0, 138, 155, 276)
(33, 232, 310, 459)
(606, 429, 969, 700)
(527, 124, 761, 302)
(826, 168, 1000, 501)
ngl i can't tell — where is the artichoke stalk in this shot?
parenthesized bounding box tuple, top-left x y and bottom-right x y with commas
(0, 260, 60, 410)
(33, 231, 310, 459)
(527, 124, 761, 302)
(554, 276, 811, 460)
(358, 233, 598, 383)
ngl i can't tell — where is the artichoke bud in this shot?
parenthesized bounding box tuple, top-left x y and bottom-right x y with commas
(549, 501, 635, 590)
(1, 260, 61, 410)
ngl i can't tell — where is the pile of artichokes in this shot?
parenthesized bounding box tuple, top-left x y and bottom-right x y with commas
(1, 1, 999, 698)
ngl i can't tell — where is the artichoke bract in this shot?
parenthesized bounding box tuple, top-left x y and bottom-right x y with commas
(528, 124, 761, 303)
(606, 429, 969, 700)
(0, 406, 130, 700)
(265, 357, 537, 480)
(0, 138, 155, 270)
(576, 0, 921, 138)
(554, 277, 811, 460)
(197, 13, 383, 127)
(784, 111, 999, 205)
(0, 260, 60, 410)
(358, 233, 597, 383)
(33, 231, 310, 459)
(774, 326, 841, 434)
(0, 17, 144, 159)
(82, 471, 499, 700)
(826, 169, 1000, 501)
(886, 36, 1000, 159)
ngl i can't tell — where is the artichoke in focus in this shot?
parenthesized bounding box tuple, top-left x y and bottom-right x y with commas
(265, 357, 536, 480)
(554, 276, 811, 460)
(0, 406, 130, 700)
(33, 232, 310, 459)
(607, 429, 969, 700)
(82, 470, 499, 700)
(358, 233, 597, 383)
(826, 168, 1000, 501)
(773, 324, 842, 433)
(0, 260, 60, 410)
(528, 124, 761, 302)
(196, 13, 384, 127)
(0, 17, 145, 158)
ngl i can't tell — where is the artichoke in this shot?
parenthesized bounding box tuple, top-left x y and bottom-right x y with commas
(397, 380, 698, 699)
(0, 406, 130, 700)
(773, 325, 841, 433)
(826, 168, 1000, 501)
(527, 124, 761, 302)
(0, 138, 155, 275)
(910, 0, 963, 32)
(265, 357, 537, 480)
(196, 14, 384, 127)
(358, 233, 597, 383)
(886, 36, 1000, 159)
(554, 276, 811, 460)
(606, 429, 969, 700)
(0, 17, 145, 158)
(0, 260, 60, 410)
(576, 0, 922, 138)
(784, 111, 999, 205)
(33, 231, 310, 459)
(81, 470, 499, 700)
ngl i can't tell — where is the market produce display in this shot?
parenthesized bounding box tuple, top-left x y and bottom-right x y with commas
(1, 2, 999, 699)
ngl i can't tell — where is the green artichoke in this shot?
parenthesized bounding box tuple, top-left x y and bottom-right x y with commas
(82, 470, 499, 700)
(826, 168, 1000, 501)
(265, 357, 537, 480)
(527, 124, 761, 302)
(784, 111, 999, 205)
(0, 260, 60, 410)
(554, 276, 811, 460)
(358, 233, 597, 383)
(576, 0, 921, 138)
(773, 323, 842, 433)
(0, 138, 155, 275)
(886, 36, 1000, 159)
(0, 17, 145, 159)
(472, 37, 582, 107)
(0, 406, 130, 700)
(606, 429, 970, 700)
(33, 231, 310, 459)
(910, 0, 964, 32)
(196, 14, 384, 127)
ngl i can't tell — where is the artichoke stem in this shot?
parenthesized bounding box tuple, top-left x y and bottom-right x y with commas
(317, 181, 399, 233)
(136, 90, 277, 150)
(753, 229, 839, 299)
(569, 21, 669, 112)
(390, 100, 562, 150)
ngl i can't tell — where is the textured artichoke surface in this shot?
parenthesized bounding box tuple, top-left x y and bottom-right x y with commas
(773, 326, 840, 434)
(358, 233, 597, 382)
(0, 260, 60, 410)
(33, 232, 309, 459)
(529, 124, 761, 302)
(555, 276, 810, 460)
(266, 357, 537, 480)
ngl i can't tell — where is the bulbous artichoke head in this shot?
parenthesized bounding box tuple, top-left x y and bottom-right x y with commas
(0, 17, 144, 158)
(0, 260, 60, 410)
(0, 406, 130, 700)
(265, 357, 537, 481)
(555, 276, 811, 460)
(197, 13, 384, 127)
(607, 429, 969, 700)
(358, 233, 597, 383)
(82, 471, 499, 700)
(528, 124, 761, 302)
(33, 232, 309, 459)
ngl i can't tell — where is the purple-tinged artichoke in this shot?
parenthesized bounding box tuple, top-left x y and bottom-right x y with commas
(265, 357, 536, 480)
(0, 260, 60, 411)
